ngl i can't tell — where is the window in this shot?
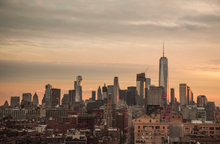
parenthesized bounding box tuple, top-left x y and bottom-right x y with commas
(216, 127, 220, 130)
(209, 127, 214, 130)
(172, 116, 174, 118)
(142, 133, 144, 135)
(163, 126, 165, 129)
(150, 120, 151, 122)
(145, 133, 148, 135)
(155, 126, 160, 129)
(210, 131, 214, 134)
(185, 127, 190, 130)
(138, 126, 140, 129)
(146, 136, 148, 139)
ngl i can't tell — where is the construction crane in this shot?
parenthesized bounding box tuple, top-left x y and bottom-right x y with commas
(144, 67, 149, 73)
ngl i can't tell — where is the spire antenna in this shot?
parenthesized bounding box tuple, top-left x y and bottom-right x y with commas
(163, 42, 164, 57)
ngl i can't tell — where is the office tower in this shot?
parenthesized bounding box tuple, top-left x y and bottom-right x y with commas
(10, 96, 20, 107)
(197, 95, 208, 107)
(145, 78, 151, 105)
(187, 86, 192, 105)
(107, 85, 114, 101)
(75, 76, 82, 102)
(159, 44, 169, 102)
(145, 78, 151, 88)
(33, 92, 39, 105)
(206, 102, 215, 121)
(92, 91, 96, 101)
(136, 73, 145, 106)
(102, 84, 108, 100)
(148, 86, 165, 107)
(127, 87, 137, 106)
(69, 90, 75, 105)
(62, 94, 69, 106)
(51, 88, 61, 105)
(97, 86, 102, 100)
(179, 84, 187, 106)
(170, 88, 175, 104)
(22, 93, 32, 102)
(191, 92, 194, 102)
(114, 77, 119, 104)
(45, 84, 52, 107)
(119, 89, 127, 101)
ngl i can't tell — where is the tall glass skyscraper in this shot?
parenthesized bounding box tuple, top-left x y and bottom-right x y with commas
(159, 44, 169, 103)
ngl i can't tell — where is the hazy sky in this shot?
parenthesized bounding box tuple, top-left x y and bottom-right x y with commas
(0, 0, 220, 106)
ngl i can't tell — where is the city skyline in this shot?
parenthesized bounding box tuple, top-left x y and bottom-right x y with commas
(0, 0, 220, 106)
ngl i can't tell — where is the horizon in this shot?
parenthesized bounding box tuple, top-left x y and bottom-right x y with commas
(0, 0, 220, 106)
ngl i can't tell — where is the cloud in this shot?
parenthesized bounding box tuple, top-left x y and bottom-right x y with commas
(0, 0, 219, 42)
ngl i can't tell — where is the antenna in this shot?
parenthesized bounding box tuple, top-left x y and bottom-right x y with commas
(163, 42, 164, 57)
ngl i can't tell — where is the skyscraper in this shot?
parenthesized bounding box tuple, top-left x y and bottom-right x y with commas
(75, 76, 82, 103)
(97, 86, 102, 100)
(51, 88, 61, 105)
(45, 84, 52, 107)
(33, 92, 39, 105)
(92, 91, 96, 101)
(136, 73, 145, 106)
(10, 96, 20, 107)
(102, 84, 108, 100)
(127, 87, 137, 106)
(107, 85, 114, 101)
(62, 94, 69, 106)
(145, 78, 151, 105)
(170, 88, 175, 104)
(179, 83, 187, 106)
(22, 93, 32, 103)
(159, 44, 169, 103)
(113, 77, 119, 104)
(145, 78, 151, 88)
(187, 86, 192, 105)
(197, 95, 208, 107)
(69, 90, 75, 105)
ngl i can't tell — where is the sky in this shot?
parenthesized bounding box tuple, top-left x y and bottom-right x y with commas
(0, 0, 220, 106)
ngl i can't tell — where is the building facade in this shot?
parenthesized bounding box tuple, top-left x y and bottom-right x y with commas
(113, 77, 119, 104)
(10, 96, 20, 107)
(179, 84, 187, 106)
(136, 73, 145, 106)
(22, 93, 32, 103)
(148, 86, 165, 107)
(75, 76, 82, 103)
(69, 90, 75, 105)
(45, 84, 52, 107)
(159, 47, 169, 103)
(32, 93, 39, 106)
(92, 91, 96, 101)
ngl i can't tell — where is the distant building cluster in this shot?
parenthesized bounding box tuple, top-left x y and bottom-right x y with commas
(0, 47, 220, 144)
